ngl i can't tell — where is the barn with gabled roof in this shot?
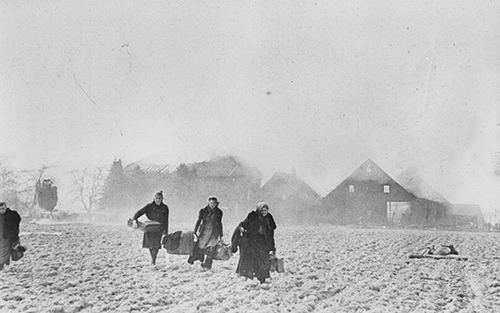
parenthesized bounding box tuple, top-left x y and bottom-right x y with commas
(322, 159, 417, 225)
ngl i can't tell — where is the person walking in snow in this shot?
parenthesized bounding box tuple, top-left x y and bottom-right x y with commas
(0, 202, 21, 271)
(187, 196, 223, 269)
(233, 202, 276, 283)
(132, 191, 169, 265)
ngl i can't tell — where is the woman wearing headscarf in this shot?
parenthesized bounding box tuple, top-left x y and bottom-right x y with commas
(234, 202, 276, 283)
(0, 202, 21, 271)
(132, 191, 169, 265)
(188, 196, 223, 269)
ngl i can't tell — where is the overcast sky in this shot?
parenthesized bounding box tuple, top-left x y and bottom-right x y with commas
(1, 0, 499, 214)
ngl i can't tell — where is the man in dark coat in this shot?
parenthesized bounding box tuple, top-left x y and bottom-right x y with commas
(0, 202, 21, 270)
(188, 196, 223, 269)
(132, 191, 169, 265)
(235, 202, 276, 283)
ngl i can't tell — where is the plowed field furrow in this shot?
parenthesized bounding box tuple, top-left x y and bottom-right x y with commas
(1, 224, 498, 313)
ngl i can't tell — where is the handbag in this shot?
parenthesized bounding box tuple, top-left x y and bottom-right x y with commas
(213, 242, 232, 261)
(269, 255, 285, 273)
(11, 244, 27, 261)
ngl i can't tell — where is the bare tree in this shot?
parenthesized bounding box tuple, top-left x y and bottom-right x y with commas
(0, 158, 16, 188)
(0, 157, 18, 207)
(70, 167, 105, 212)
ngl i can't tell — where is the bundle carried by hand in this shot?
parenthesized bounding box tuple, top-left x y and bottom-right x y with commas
(163, 231, 195, 255)
(269, 254, 285, 273)
(11, 244, 27, 261)
(213, 242, 232, 261)
(127, 218, 161, 233)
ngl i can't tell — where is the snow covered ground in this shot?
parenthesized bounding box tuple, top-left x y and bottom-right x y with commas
(1, 223, 499, 313)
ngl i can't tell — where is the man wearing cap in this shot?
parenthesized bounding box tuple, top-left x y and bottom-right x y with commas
(188, 196, 223, 269)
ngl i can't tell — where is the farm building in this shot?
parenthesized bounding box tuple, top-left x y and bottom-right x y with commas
(257, 171, 322, 224)
(396, 170, 451, 227)
(448, 204, 484, 230)
(122, 156, 262, 223)
(322, 159, 417, 225)
(169, 155, 263, 222)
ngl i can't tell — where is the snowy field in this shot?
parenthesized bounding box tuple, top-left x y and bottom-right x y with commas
(1, 223, 499, 313)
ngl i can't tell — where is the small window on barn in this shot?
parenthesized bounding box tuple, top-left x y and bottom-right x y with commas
(384, 185, 390, 193)
(349, 185, 355, 193)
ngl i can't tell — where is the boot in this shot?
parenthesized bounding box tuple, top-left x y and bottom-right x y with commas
(201, 256, 213, 269)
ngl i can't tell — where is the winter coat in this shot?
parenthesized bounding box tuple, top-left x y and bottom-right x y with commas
(1, 208, 21, 246)
(133, 201, 169, 235)
(240, 211, 276, 252)
(194, 205, 223, 246)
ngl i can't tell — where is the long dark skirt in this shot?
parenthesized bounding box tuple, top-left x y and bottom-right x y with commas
(0, 237, 10, 269)
(236, 234, 270, 282)
(142, 231, 162, 249)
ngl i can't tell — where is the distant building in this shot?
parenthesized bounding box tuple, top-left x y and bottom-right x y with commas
(122, 156, 262, 223)
(397, 170, 450, 227)
(257, 172, 322, 224)
(171, 156, 263, 221)
(449, 204, 484, 230)
(322, 159, 417, 225)
(124, 161, 173, 176)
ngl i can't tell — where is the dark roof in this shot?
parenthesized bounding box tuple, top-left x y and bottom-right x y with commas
(324, 159, 417, 200)
(397, 170, 450, 204)
(348, 159, 395, 184)
(261, 172, 321, 202)
(186, 156, 262, 180)
(124, 161, 173, 175)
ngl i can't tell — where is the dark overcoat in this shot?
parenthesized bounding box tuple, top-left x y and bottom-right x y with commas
(235, 211, 276, 282)
(133, 202, 169, 249)
(2, 208, 21, 245)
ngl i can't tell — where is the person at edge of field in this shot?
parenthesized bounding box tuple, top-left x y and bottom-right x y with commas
(233, 202, 276, 284)
(132, 191, 169, 265)
(0, 202, 21, 271)
(187, 196, 223, 270)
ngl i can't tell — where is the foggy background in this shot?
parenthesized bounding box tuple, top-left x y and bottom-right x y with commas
(0, 0, 499, 218)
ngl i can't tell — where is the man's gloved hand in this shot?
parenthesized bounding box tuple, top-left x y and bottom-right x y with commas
(193, 234, 198, 242)
(131, 219, 138, 229)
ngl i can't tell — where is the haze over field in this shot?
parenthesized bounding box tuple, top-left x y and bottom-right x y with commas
(0, 1, 499, 216)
